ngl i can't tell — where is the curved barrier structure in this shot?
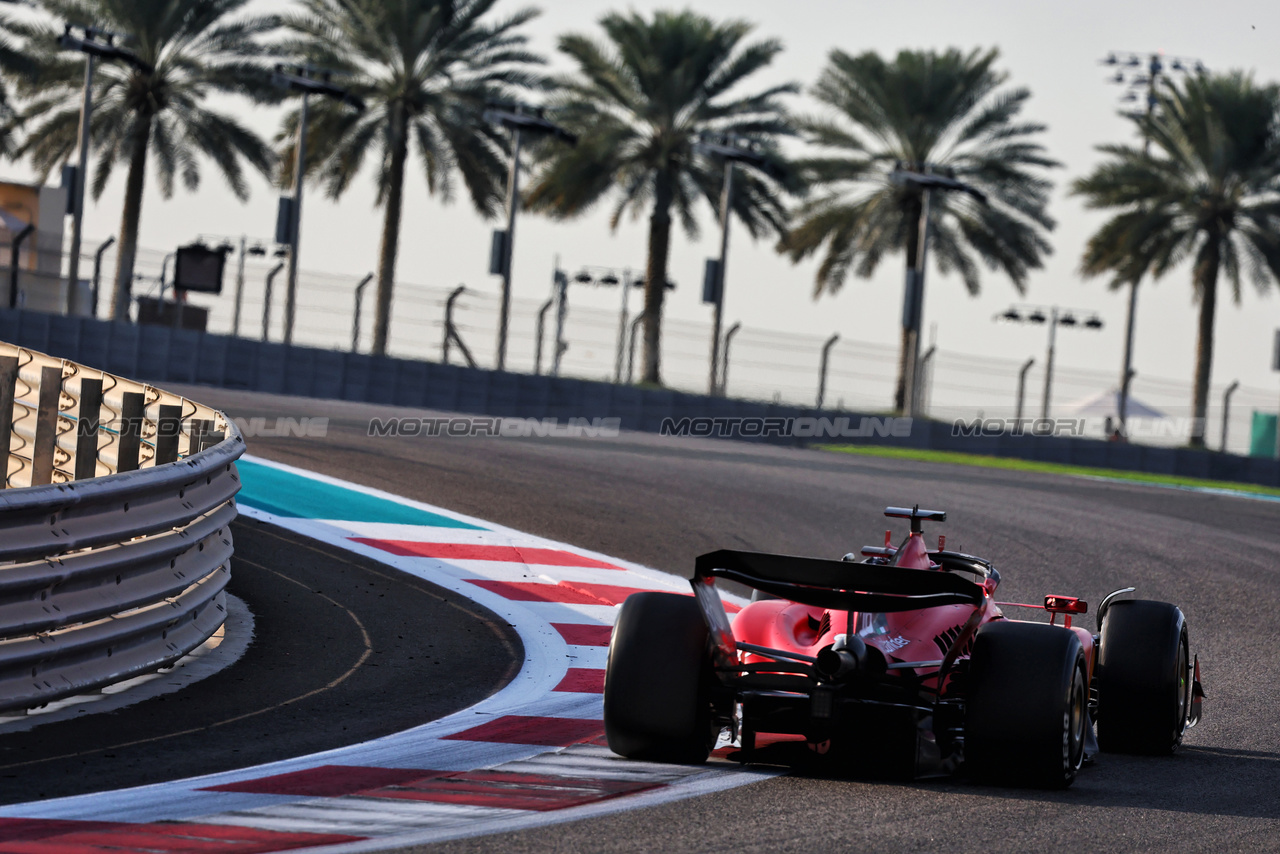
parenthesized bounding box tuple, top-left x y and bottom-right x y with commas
(0, 341, 243, 713)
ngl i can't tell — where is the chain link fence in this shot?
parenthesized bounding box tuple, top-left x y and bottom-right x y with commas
(25, 237, 1280, 458)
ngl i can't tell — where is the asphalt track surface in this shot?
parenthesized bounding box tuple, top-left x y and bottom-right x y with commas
(0, 517, 522, 805)
(122, 389, 1280, 849)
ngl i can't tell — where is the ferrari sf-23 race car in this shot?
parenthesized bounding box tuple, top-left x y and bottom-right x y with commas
(604, 506, 1205, 787)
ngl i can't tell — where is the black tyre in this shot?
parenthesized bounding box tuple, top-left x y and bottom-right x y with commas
(965, 621, 1088, 788)
(603, 592, 716, 763)
(1096, 599, 1189, 755)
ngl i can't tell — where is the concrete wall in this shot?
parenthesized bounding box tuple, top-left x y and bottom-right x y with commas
(3, 308, 1277, 490)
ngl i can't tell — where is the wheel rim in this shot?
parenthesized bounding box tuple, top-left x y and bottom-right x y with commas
(1064, 664, 1087, 776)
(1173, 633, 1189, 748)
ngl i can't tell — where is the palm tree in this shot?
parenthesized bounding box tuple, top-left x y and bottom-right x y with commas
(0, 14, 37, 155)
(523, 9, 797, 385)
(1073, 71, 1280, 448)
(778, 48, 1058, 412)
(9, 0, 280, 320)
(278, 0, 544, 357)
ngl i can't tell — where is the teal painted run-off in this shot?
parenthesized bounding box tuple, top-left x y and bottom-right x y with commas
(236, 459, 485, 530)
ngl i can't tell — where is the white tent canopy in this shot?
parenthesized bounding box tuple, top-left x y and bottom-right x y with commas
(1065, 388, 1166, 419)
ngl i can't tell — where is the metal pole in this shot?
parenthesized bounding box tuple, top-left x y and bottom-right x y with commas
(552, 265, 568, 377)
(709, 160, 733, 396)
(904, 187, 933, 418)
(66, 54, 95, 314)
(535, 298, 553, 375)
(1220, 380, 1239, 452)
(231, 237, 246, 337)
(352, 273, 373, 352)
(615, 270, 630, 384)
(721, 322, 742, 397)
(444, 285, 465, 364)
(1016, 357, 1035, 426)
(627, 313, 644, 384)
(817, 332, 840, 410)
(262, 262, 284, 341)
(496, 128, 522, 372)
(1118, 282, 1139, 436)
(917, 345, 937, 415)
(9, 223, 34, 309)
(1118, 57, 1161, 437)
(284, 92, 308, 347)
(91, 236, 114, 318)
(159, 252, 174, 301)
(1041, 308, 1059, 420)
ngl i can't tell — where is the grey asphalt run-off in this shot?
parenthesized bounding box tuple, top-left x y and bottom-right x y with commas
(173, 388, 1280, 850)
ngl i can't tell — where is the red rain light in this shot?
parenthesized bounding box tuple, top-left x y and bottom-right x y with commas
(1044, 595, 1087, 614)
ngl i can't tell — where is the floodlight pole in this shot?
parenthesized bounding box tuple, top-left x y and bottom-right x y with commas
(273, 65, 364, 346)
(892, 167, 986, 418)
(56, 26, 153, 321)
(695, 135, 774, 397)
(65, 53, 94, 313)
(284, 92, 308, 347)
(710, 160, 734, 395)
(496, 127, 522, 371)
(485, 105, 575, 372)
(1103, 50, 1200, 437)
(904, 187, 932, 418)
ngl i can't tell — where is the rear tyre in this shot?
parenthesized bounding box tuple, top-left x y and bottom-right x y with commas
(604, 592, 717, 763)
(965, 621, 1087, 788)
(1096, 599, 1189, 755)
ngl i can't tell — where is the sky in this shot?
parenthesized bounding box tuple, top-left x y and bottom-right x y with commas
(12, 0, 1280, 448)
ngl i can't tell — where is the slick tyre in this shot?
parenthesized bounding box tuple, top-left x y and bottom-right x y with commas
(604, 592, 716, 763)
(965, 621, 1088, 788)
(1096, 599, 1190, 755)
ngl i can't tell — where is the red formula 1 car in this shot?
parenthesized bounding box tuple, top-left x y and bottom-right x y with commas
(604, 506, 1205, 787)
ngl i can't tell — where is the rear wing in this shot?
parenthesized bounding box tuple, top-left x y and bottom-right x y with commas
(693, 549, 984, 612)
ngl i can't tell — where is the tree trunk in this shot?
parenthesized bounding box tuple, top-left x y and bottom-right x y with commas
(1189, 234, 1221, 448)
(109, 115, 152, 321)
(892, 195, 924, 413)
(372, 105, 409, 357)
(642, 171, 674, 385)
